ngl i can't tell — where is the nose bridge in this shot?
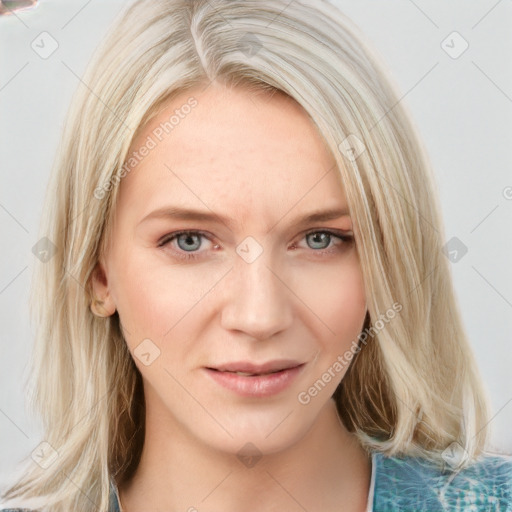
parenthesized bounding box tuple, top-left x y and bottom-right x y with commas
(220, 242, 293, 340)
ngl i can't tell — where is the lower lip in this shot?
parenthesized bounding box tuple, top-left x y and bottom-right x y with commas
(204, 365, 305, 397)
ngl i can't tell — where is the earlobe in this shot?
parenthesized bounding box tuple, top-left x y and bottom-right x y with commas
(89, 260, 117, 317)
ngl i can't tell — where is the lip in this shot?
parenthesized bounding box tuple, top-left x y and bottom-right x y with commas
(204, 360, 306, 397)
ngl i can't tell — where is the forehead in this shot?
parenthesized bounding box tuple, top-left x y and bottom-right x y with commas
(116, 83, 347, 229)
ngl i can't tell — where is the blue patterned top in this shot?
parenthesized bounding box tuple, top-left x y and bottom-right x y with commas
(2, 451, 511, 511)
(371, 451, 512, 511)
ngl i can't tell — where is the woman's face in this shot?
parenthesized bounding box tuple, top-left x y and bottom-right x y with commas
(93, 82, 367, 455)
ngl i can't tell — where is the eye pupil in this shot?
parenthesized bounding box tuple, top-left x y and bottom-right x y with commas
(177, 233, 201, 251)
(307, 232, 330, 250)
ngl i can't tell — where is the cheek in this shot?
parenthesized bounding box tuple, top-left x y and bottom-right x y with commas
(109, 249, 224, 343)
(293, 255, 366, 347)
(291, 258, 367, 405)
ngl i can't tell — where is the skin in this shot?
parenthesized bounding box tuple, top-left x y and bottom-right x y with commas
(91, 81, 371, 512)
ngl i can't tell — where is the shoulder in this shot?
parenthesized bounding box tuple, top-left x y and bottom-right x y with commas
(372, 450, 512, 511)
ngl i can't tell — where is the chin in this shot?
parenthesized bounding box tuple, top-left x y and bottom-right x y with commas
(190, 404, 320, 459)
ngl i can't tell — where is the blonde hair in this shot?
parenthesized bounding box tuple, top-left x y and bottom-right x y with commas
(2, 0, 490, 510)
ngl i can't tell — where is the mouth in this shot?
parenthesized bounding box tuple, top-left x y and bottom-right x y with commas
(212, 370, 285, 377)
(203, 360, 306, 397)
(207, 360, 304, 376)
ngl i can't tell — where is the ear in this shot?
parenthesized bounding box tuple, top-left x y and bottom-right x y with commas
(90, 258, 116, 316)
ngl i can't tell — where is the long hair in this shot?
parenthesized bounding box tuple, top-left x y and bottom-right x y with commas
(1, 0, 490, 510)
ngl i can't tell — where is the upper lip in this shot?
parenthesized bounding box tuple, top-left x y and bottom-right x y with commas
(207, 360, 304, 375)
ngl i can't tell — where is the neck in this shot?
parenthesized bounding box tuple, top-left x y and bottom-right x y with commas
(118, 398, 371, 512)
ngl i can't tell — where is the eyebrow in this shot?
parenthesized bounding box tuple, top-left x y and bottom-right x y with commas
(138, 205, 351, 231)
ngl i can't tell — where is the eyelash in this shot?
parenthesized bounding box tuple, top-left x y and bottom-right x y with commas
(157, 229, 354, 262)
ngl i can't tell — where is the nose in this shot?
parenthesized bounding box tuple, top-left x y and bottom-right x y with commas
(219, 250, 294, 341)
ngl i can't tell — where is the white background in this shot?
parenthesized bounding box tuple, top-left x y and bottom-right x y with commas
(0, 0, 511, 489)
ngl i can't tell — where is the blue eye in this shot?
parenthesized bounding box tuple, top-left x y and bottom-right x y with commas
(175, 232, 202, 252)
(157, 229, 353, 261)
(298, 229, 354, 255)
(157, 230, 211, 261)
(306, 231, 333, 250)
